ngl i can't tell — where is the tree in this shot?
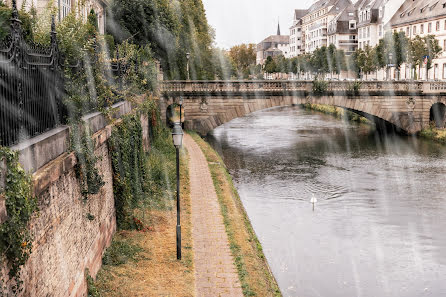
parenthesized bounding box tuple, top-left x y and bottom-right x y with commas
(363, 45, 377, 80)
(350, 48, 366, 78)
(264, 56, 277, 74)
(311, 46, 329, 76)
(409, 35, 427, 80)
(424, 35, 442, 79)
(108, 0, 217, 80)
(228, 44, 256, 78)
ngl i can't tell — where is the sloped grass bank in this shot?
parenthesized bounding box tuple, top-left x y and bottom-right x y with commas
(189, 132, 282, 297)
(419, 125, 446, 144)
(302, 103, 370, 124)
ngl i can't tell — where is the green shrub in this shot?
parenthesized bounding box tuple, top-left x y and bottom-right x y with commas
(312, 78, 328, 96)
(102, 238, 143, 266)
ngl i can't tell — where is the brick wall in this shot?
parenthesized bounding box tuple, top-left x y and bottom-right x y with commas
(0, 107, 152, 296)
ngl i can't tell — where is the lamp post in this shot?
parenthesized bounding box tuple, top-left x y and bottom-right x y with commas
(179, 96, 183, 128)
(172, 123, 184, 260)
(186, 52, 190, 81)
(388, 52, 393, 81)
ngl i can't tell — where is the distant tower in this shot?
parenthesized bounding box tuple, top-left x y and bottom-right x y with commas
(277, 20, 281, 35)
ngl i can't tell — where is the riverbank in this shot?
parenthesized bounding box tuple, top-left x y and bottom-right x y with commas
(419, 126, 446, 144)
(189, 132, 282, 297)
(302, 103, 370, 124)
(89, 133, 195, 296)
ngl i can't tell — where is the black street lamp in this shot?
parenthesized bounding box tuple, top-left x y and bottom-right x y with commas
(388, 52, 393, 81)
(179, 96, 183, 127)
(172, 123, 184, 260)
(186, 52, 190, 80)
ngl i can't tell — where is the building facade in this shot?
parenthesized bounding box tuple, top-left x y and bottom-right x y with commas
(327, 4, 358, 55)
(390, 0, 446, 80)
(256, 24, 290, 65)
(10, 0, 107, 34)
(289, 9, 307, 57)
(356, 0, 405, 50)
(302, 0, 353, 53)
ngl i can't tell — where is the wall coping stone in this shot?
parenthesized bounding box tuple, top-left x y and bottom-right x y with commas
(9, 101, 133, 174)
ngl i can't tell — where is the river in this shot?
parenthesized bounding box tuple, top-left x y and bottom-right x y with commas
(206, 106, 446, 297)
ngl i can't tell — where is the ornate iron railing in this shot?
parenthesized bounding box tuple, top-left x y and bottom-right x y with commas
(0, 0, 126, 147)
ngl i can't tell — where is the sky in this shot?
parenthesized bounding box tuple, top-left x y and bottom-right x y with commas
(202, 0, 315, 49)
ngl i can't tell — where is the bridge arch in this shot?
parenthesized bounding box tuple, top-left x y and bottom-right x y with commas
(429, 102, 446, 128)
(169, 96, 409, 136)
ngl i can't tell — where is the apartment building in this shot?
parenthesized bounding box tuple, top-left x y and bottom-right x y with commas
(301, 0, 353, 53)
(327, 4, 358, 55)
(289, 9, 307, 57)
(256, 24, 290, 65)
(357, 0, 405, 50)
(390, 0, 446, 80)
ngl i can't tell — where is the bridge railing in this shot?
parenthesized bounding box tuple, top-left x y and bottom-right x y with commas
(160, 80, 438, 94)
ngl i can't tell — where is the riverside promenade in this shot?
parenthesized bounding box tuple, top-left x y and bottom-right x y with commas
(184, 134, 243, 297)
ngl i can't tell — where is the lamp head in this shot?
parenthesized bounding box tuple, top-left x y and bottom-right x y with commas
(179, 96, 184, 106)
(172, 123, 184, 148)
(186, 52, 190, 60)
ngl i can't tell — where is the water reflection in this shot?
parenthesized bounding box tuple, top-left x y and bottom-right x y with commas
(206, 106, 446, 297)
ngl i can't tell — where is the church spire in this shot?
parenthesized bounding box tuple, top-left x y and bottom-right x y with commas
(277, 20, 281, 35)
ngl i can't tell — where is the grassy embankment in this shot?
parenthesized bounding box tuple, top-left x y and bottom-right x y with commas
(419, 125, 446, 144)
(302, 103, 370, 124)
(189, 132, 282, 297)
(90, 129, 195, 296)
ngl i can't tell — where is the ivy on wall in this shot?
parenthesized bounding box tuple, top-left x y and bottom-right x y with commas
(108, 113, 148, 229)
(70, 122, 105, 202)
(0, 147, 38, 294)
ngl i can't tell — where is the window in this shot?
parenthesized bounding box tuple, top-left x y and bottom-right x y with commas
(367, 27, 370, 38)
(429, 22, 432, 33)
(444, 39, 446, 51)
(406, 27, 410, 36)
(379, 24, 383, 36)
(437, 21, 440, 31)
(421, 24, 424, 34)
(349, 20, 356, 29)
(443, 64, 446, 79)
(413, 26, 417, 35)
(61, 0, 71, 20)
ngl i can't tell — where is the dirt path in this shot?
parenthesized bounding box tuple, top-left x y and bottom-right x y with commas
(184, 134, 243, 297)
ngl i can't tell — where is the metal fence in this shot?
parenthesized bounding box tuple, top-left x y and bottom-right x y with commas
(0, 1, 126, 147)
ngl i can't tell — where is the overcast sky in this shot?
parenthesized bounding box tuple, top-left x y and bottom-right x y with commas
(202, 0, 315, 49)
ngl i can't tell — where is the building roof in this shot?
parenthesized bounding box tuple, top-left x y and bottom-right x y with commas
(294, 9, 308, 19)
(356, 0, 383, 11)
(328, 3, 357, 34)
(389, 0, 446, 27)
(307, 0, 338, 13)
(261, 35, 290, 44)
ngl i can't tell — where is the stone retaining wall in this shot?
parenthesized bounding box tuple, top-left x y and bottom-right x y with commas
(0, 101, 151, 296)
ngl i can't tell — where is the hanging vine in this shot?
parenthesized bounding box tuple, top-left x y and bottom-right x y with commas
(108, 113, 148, 229)
(0, 147, 38, 294)
(70, 121, 105, 201)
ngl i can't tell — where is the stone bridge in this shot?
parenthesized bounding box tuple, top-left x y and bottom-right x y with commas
(160, 80, 446, 135)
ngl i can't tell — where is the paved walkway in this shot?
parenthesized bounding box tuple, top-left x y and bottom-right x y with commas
(184, 134, 243, 297)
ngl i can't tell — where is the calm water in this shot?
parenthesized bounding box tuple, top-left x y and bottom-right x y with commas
(206, 106, 446, 297)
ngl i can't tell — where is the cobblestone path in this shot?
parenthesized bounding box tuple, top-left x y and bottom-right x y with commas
(184, 134, 243, 297)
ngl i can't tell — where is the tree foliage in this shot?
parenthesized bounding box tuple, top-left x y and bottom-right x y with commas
(108, 0, 218, 79)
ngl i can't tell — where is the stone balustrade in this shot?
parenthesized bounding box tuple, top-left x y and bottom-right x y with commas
(160, 80, 446, 95)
